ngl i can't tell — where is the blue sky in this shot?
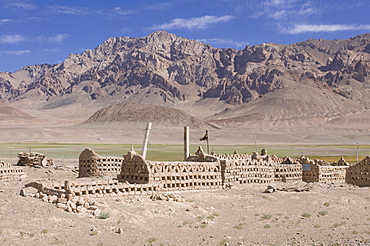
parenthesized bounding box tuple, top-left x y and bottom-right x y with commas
(0, 0, 370, 72)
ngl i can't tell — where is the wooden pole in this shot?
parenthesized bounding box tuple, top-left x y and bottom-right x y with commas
(253, 132, 258, 153)
(206, 131, 210, 154)
(184, 126, 189, 160)
(142, 122, 152, 159)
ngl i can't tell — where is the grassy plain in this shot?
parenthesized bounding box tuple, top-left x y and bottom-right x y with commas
(0, 142, 369, 164)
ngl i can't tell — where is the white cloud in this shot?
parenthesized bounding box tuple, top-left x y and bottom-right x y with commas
(49, 5, 89, 15)
(0, 50, 30, 55)
(43, 49, 59, 52)
(253, 0, 316, 20)
(48, 34, 70, 42)
(284, 24, 370, 34)
(0, 35, 25, 44)
(145, 2, 172, 11)
(36, 34, 70, 42)
(197, 38, 249, 48)
(111, 7, 135, 16)
(4, 3, 36, 10)
(150, 15, 234, 30)
(0, 19, 12, 23)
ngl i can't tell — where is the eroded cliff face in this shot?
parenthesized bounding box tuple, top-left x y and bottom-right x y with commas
(1, 31, 370, 118)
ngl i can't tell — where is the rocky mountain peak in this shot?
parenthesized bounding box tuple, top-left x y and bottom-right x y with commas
(1, 32, 370, 123)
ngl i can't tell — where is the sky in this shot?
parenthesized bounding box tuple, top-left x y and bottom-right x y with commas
(0, 0, 370, 72)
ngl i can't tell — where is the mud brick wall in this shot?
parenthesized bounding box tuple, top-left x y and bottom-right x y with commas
(346, 156, 370, 187)
(148, 161, 222, 191)
(0, 161, 27, 181)
(302, 163, 320, 182)
(118, 149, 223, 190)
(26, 180, 161, 199)
(221, 158, 275, 184)
(274, 164, 302, 182)
(79, 148, 123, 178)
(319, 166, 348, 183)
(302, 164, 348, 183)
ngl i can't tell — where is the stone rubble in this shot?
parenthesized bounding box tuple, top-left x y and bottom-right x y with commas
(17, 152, 53, 167)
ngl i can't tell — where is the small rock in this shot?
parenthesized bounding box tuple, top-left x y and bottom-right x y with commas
(117, 228, 124, 234)
(57, 198, 67, 204)
(56, 203, 68, 210)
(20, 188, 27, 197)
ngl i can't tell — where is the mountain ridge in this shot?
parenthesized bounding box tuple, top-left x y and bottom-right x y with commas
(1, 31, 370, 126)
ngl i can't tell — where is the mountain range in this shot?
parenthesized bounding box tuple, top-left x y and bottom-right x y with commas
(1, 31, 370, 141)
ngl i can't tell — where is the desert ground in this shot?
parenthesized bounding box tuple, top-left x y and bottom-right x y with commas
(0, 165, 369, 246)
(1, 112, 370, 246)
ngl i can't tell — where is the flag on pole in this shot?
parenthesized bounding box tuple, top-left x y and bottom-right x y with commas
(200, 130, 208, 141)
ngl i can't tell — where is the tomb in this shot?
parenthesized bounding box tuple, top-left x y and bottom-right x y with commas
(79, 148, 124, 178)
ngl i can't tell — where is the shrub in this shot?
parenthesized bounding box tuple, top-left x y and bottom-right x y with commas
(147, 238, 158, 243)
(301, 213, 311, 218)
(99, 210, 110, 219)
(260, 214, 272, 220)
(318, 211, 328, 216)
(219, 239, 228, 245)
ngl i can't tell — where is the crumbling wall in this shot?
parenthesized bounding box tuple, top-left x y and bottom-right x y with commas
(346, 156, 370, 187)
(118, 148, 222, 190)
(274, 163, 302, 182)
(300, 156, 349, 183)
(17, 152, 53, 167)
(0, 161, 28, 181)
(79, 148, 123, 178)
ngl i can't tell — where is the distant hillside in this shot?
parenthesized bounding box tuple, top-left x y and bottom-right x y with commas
(1, 31, 370, 126)
(83, 103, 209, 128)
(0, 101, 31, 119)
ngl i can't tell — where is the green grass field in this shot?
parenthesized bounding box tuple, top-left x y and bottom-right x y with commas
(0, 142, 368, 164)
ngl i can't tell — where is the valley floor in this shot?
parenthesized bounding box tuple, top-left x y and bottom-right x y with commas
(0, 166, 369, 246)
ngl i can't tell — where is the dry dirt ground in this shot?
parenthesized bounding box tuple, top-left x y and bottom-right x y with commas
(1, 112, 370, 246)
(0, 165, 369, 246)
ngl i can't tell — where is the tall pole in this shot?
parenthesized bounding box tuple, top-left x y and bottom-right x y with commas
(184, 126, 189, 160)
(142, 122, 152, 159)
(356, 143, 359, 163)
(206, 131, 210, 154)
(253, 132, 258, 152)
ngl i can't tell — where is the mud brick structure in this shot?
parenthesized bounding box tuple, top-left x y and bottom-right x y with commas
(0, 161, 27, 181)
(299, 156, 349, 183)
(346, 156, 370, 187)
(274, 163, 303, 182)
(117, 148, 223, 191)
(17, 152, 53, 167)
(79, 148, 124, 178)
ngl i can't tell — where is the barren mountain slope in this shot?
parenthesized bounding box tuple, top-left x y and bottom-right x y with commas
(0, 101, 31, 119)
(83, 103, 209, 129)
(0, 31, 370, 126)
(207, 84, 365, 125)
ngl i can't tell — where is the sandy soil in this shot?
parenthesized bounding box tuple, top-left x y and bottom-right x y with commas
(0, 110, 370, 246)
(0, 165, 369, 246)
